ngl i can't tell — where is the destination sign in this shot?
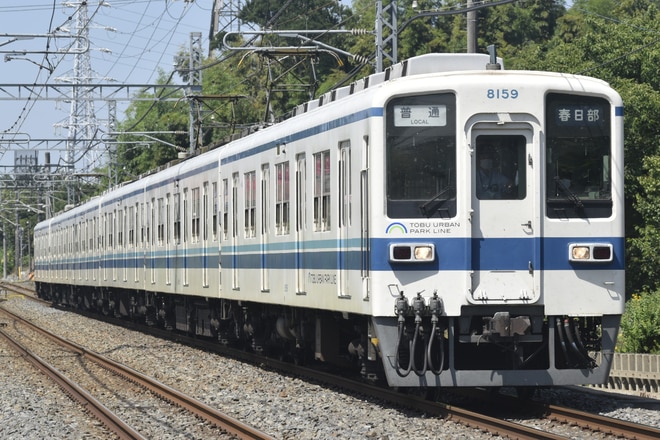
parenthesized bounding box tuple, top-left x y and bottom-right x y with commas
(394, 104, 447, 127)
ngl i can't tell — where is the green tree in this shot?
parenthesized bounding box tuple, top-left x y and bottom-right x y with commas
(619, 291, 660, 353)
(115, 70, 188, 182)
(513, 1, 660, 296)
(235, 0, 355, 117)
(201, 55, 267, 144)
(478, 0, 565, 64)
(349, 0, 566, 71)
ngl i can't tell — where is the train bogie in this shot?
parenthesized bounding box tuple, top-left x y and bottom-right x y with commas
(35, 53, 624, 389)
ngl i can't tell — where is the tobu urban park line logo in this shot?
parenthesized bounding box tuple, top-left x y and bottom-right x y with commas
(386, 221, 460, 234)
(386, 222, 408, 234)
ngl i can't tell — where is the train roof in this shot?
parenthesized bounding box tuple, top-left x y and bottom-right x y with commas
(35, 53, 504, 228)
(286, 53, 502, 120)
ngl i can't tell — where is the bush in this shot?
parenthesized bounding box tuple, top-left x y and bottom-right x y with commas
(618, 291, 660, 353)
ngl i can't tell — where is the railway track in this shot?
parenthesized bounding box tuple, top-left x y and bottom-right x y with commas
(0, 304, 273, 440)
(75, 309, 658, 440)
(539, 402, 660, 440)
(273, 360, 660, 439)
(0, 280, 38, 298)
(454, 387, 660, 440)
(4, 281, 659, 439)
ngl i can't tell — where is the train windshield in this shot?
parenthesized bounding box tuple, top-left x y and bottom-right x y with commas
(385, 93, 456, 219)
(546, 93, 612, 218)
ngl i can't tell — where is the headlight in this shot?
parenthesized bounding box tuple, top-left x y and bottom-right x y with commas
(389, 243, 435, 263)
(569, 243, 613, 263)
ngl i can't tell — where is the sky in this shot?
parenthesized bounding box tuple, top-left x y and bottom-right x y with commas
(0, 0, 216, 171)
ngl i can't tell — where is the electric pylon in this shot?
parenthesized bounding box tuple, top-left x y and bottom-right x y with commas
(58, 1, 100, 204)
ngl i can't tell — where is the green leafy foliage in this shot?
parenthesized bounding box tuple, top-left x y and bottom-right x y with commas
(114, 70, 187, 180)
(619, 292, 660, 353)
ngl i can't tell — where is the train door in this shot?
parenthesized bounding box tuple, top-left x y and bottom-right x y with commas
(295, 154, 307, 294)
(182, 190, 189, 287)
(102, 213, 108, 281)
(133, 203, 139, 284)
(470, 126, 539, 303)
(202, 182, 209, 288)
(339, 141, 351, 297)
(260, 164, 270, 292)
(150, 198, 156, 285)
(166, 194, 172, 286)
(220, 178, 226, 293)
(92, 216, 98, 282)
(231, 173, 239, 289)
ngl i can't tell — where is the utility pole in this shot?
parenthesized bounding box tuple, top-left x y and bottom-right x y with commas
(375, 0, 397, 72)
(467, 0, 477, 53)
(210, 0, 244, 55)
(188, 32, 203, 154)
(376, 0, 517, 71)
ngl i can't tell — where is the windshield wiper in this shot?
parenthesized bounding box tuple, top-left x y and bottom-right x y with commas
(553, 176, 583, 209)
(419, 187, 453, 218)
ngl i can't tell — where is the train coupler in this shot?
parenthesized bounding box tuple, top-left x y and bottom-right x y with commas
(483, 312, 531, 339)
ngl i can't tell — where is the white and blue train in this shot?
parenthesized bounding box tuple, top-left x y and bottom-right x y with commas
(34, 52, 625, 389)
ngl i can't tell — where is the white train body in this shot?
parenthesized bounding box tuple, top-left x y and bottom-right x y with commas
(35, 53, 625, 388)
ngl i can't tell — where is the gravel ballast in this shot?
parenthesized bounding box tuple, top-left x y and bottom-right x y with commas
(1, 296, 658, 439)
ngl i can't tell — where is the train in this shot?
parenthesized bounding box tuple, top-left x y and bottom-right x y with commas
(34, 52, 625, 389)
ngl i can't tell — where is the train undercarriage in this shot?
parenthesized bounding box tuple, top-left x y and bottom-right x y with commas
(35, 282, 619, 389)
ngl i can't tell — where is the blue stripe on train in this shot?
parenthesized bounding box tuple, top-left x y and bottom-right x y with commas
(36, 236, 624, 273)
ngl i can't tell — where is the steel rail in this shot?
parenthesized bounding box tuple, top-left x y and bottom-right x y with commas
(459, 387, 660, 440)
(0, 306, 274, 440)
(0, 328, 146, 440)
(10, 284, 658, 439)
(286, 367, 568, 440)
(542, 403, 660, 440)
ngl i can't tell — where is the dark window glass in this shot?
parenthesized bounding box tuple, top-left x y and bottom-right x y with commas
(546, 93, 612, 218)
(386, 94, 456, 219)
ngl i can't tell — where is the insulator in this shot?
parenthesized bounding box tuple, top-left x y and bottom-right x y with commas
(351, 54, 370, 64)
(350, 29, 372, 35)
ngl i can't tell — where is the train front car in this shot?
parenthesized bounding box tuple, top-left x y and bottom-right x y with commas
(369, 55, 624, 388)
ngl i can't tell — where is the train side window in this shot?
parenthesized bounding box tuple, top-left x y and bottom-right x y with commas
(90, 218, 94, 251)
(545, 94, 612, 218)
(202, 182, 208, 242)
(174, 193, 181, 244)
(386, 93, 456, 219)
(96, 217, 101, 249)
(296, 155, 306, 234)
(261, 165, 269, 237)
(166, 193, 171, 245)
(212, 182, 218, 241)
(183, 189, 189, 243)
(128, 205, 135, 247)
(192, 187, 200, 242)
(244, 171, 256, 238)
(275, 162, 290, 235)
(232, 173, 239, 239)
(339, 141, 351, 228)
(222, 179, 229, 240)
(107, 213, 113, 249)
(151, 198, 156, 245)
(157, 197, 165, 245)
(146, 201, 151, 245)
(140, 203, 145, 246)
(313, 150, 331, 232)
(118, 208, 125, 248)
(74, 223, 79, 254)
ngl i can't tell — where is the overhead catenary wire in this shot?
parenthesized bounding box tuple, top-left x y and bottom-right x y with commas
(0, 1, 207, 175)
